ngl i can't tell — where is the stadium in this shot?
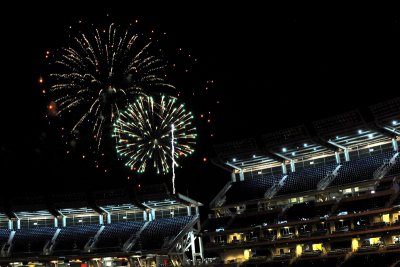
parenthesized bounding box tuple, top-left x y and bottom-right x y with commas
(201, 98, 400, 266)
(1, 97, 399, 267)
(0, 184, 203, 266)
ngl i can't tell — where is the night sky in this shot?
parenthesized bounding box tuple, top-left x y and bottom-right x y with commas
(1, 4, 400, 206)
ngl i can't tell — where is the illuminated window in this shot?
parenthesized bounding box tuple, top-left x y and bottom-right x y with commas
(312, 243, 322, 251)
(369, 237, 381, 245)
(382, 214, 390, 223)
(343, 188, 352, 194)
(296, 244, 302, 256)
(352, 238, 359, 251)
(244, 249, 251, 260)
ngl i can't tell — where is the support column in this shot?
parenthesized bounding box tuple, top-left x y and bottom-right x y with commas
(335, 151, 341, 164)
(239, 170, 244, 181)
(107, 212, 111, 224)
(143, 211, 148, 221)
(328, 140, 349, 161)
(281, 162, 287, 174)
(274, 153, 293, 172)
(393, 138, 398, 151)
(231, 172, 236, 182)
(344, 148, 350, 161)
(190, 231, 196, 265)
(290, 160, 295, 172)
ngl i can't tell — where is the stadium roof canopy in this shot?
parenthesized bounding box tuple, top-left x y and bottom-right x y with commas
(214, 98, 400, 173)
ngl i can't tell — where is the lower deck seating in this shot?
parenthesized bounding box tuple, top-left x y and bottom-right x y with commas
(95, 221, 146, 251)
(12, 227, 57, 254)
(134, 215, 196, 251)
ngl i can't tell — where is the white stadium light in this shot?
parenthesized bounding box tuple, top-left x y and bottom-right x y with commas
(393, 120, 398, 126)
(282, 148, 287, 152)
(358, 129, 362, 134)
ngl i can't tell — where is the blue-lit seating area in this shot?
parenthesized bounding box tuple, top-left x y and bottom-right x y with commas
(12, 227, 57, 255)
(220, 151, 400, 205)
(53, 224, 101, 253)
(0, 215, 197, 257)
(95, 221, 145, 251)
(277, 164, 337, 196)
(329, 151, 394, 187)
(134, 215, 196, 251)
(0, 229, 11, 245)
(224, 174, 281, 204)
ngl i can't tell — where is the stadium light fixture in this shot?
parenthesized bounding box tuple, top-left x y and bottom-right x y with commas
(291, 152, 296, 156)
(358, 129, 363, 134)
(282, 148, 287, 152)
(253, 154, 256, 158)
(393, 120, 398, 126)
(232, 158, 236, 162)
(303, 143, 308, 148)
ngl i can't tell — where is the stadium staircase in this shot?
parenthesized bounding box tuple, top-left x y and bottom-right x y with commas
(43, 228, 61, 255)
(317, 165, 342, 190)
(264, 175, 288, 199)
(1, 230, 15, 257)
(122, 221, 150, 252)
(164, 215, 199, 250)
(374, 152, 399, 180)
(210, 182, 232, 208)
(84, 225, 105, 252)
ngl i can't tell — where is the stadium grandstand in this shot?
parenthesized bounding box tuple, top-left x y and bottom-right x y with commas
(202, 98, 400, 266)
(0, 184, 204, 267)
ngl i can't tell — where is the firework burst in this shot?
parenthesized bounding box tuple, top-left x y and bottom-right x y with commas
(49, 23, 174, 148)
(114, 95, 196, 174)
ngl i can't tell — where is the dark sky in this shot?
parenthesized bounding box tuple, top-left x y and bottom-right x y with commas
(1, 4, 400, 205)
